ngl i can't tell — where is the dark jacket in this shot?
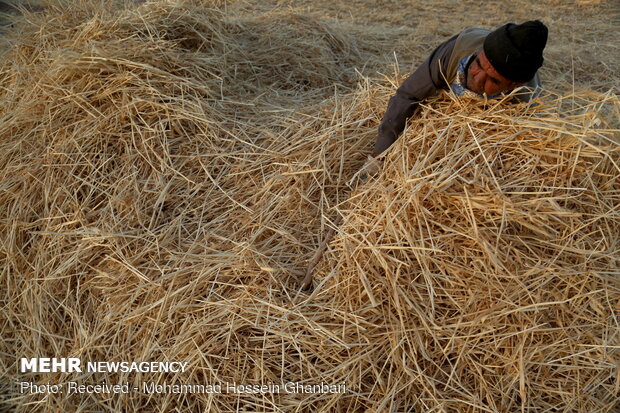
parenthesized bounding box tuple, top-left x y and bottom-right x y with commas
(375, 28, 541, 154)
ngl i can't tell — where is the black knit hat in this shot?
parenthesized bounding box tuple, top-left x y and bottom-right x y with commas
(483, 20, 548, 83)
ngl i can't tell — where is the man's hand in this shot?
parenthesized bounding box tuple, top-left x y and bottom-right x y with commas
(348, 155, 382, 188)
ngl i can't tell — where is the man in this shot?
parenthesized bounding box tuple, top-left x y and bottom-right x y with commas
(355, 20, 548, 180)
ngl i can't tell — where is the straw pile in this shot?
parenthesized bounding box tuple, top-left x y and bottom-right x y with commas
(314, 92, 619, 411)
(0, 0, 618, 412)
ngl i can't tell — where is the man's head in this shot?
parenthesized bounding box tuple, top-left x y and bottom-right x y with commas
(466, 20, 548, 96)
(465, 50, 522, 95)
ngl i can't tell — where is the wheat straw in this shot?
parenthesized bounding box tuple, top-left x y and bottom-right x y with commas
(0, 1, 618, 412)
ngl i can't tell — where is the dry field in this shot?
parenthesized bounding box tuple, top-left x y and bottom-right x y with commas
(0, 0, 618, 412)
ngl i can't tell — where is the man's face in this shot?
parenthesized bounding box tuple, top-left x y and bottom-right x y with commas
(466, 50, 523, 96)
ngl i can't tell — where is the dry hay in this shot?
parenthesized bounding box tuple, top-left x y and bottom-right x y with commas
(0, 0, 618, 412)
(314, 92, 620, 411)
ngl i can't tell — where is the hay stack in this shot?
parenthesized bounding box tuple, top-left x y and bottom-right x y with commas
(314, 91, 619, 411)
(0, 0, 618, 412)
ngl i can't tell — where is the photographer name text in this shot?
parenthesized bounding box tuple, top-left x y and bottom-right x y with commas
(20, 381, 347, 395)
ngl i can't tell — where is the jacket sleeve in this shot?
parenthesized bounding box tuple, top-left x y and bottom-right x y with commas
(374, 34, 458, 155)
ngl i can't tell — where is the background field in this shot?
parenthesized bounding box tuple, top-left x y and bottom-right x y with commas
(2, 0, 619, 91)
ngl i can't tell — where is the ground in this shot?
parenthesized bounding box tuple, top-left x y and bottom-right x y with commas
(2, 0, 618, 92)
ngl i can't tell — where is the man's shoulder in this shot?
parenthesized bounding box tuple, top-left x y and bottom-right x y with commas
(451, 28, 492, 57)
(458, 27, 492, 40)
(444, 28, 491, 80)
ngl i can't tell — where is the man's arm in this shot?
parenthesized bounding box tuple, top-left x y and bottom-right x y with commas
(374, 34, 458, 155)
